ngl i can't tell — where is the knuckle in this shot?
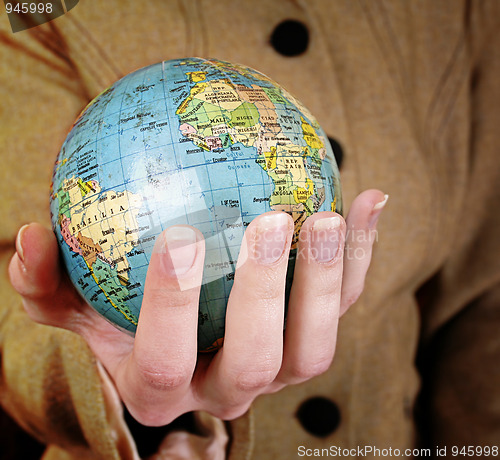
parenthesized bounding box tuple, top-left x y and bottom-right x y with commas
(288, 357, 333, 381)
(253, 287, 283, 303)
(231, 367, 279, 392)
(21, 298, 73, 330)
(21, 300, 45, 324)
(341, 281, 365, 309)
(314, 278, 341, 301)
(246, 282, 283, 303)
(214, 402, 252, 421)
(146, 288, 197, 309)
(127, 405, 177, 427)
(234, 267, 284, 302)
(136, 363, 192, 391)
(306, 266, 342, 299)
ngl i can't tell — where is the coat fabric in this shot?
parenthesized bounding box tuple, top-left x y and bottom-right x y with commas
(1, 1, 500, 458)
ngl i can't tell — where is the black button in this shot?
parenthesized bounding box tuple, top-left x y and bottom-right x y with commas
(270, 20, 309, 57)
(328, 137, 344, 169)
(296, 396, 341, 437)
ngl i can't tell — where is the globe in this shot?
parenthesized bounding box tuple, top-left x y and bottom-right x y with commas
(50, 58, 342, 351)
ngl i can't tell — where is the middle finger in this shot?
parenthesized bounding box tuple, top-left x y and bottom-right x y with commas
(201, 212, 293, 419)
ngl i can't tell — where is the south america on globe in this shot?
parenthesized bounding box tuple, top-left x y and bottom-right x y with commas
(50, 58, 342, 351)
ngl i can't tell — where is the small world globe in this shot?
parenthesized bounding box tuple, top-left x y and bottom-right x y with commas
(50, 58, 342, 351)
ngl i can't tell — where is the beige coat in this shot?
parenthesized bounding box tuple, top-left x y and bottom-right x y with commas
(1, 0, 499, 458)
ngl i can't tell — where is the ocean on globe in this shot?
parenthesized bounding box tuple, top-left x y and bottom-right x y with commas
(50, 58, 342, 351)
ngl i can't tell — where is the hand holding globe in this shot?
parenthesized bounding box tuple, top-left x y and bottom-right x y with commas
(9, 58, 387, 425)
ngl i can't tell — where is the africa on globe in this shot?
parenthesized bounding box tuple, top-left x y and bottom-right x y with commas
(50, 58, 342, 351)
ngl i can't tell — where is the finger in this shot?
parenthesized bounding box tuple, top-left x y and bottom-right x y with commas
(201, 212, 293, 419)
(9, 223, 60, 298)
(340, 189, 388, 316)
(8, 223, 85, 328)
(119, 225, 205, 426)
(275, 212, 345, 386)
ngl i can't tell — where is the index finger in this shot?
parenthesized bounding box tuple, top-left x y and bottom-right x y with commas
(118, 225, 205, 425)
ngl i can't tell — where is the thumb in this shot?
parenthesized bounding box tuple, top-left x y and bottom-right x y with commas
(8, 223, 84, 328)
(9, 223, 60, 298)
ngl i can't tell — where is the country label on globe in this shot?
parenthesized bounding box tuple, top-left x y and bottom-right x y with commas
(50, 58, 342, 351)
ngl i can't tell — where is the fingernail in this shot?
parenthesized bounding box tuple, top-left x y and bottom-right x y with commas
(311, 216, 342, 263)
(16, 224, 29, 263)
(254, 213, 290, 264)
(162, 226, 198, 276)
(368, 194, 389, 229)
